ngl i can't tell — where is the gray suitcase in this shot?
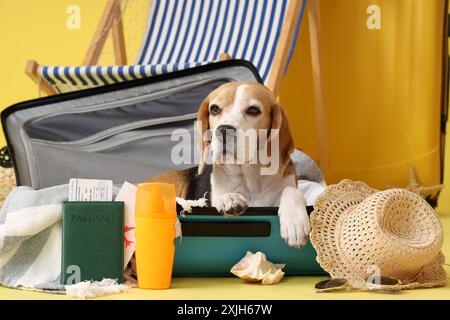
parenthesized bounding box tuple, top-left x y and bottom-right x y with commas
(2, 61, 260, 188)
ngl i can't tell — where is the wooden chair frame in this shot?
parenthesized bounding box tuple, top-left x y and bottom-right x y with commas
(25, 0, 302, 96)
(307, 0, 329, 170)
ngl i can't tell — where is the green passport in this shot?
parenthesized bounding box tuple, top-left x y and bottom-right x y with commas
(61, 201, 124, 284)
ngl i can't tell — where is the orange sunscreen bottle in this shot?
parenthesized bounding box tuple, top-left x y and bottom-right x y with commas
(135, 183, 177, 289)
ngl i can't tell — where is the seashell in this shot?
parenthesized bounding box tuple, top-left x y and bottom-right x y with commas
(230, 251, 285, 285)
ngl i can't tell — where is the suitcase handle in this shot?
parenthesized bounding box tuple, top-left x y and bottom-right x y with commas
(177, 206, 314, 216)
(180, 221, 271, 237)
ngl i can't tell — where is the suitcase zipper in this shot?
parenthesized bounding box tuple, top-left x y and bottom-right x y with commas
(29, 126, 195, 153)
(28, 113, 197, 147)
(83, 127, 195, 152)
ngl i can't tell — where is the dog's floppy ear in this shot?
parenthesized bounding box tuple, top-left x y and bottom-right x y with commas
(269, 103, 295, 176)
(197, 98, 210, 175)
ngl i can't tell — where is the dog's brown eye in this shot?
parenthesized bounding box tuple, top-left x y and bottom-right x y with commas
(246, 106, 261, 116)
(209, 104, 221, 116)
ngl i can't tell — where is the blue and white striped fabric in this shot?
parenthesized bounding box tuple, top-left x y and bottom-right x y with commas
(39, 0, 306, 93)
(39, 62, 207, 93)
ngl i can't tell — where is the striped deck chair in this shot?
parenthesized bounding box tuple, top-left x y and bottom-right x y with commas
(26, 0, 306, 96)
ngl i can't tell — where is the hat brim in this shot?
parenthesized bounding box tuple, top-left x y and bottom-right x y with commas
(310, 179, 447, 291)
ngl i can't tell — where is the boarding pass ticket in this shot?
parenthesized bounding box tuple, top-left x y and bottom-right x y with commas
(69, 178, 113, 201)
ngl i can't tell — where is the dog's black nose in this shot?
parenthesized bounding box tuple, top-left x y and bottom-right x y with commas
(216, 125, 236, 139)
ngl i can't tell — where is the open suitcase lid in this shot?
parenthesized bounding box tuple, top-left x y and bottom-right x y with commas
(1, 60, 262, 188)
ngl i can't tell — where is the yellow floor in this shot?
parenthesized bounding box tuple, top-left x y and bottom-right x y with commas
(1, 212, 449, 300)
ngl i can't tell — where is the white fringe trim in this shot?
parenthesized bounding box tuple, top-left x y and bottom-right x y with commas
(176, 195, 208, 215)
(175, 195, 208, 239)
(65, 279, 129, 299)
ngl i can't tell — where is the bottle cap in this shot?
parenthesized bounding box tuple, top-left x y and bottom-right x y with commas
(135, 183, 176, 219)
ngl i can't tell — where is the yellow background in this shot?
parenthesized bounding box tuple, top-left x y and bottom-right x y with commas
(0, 0, 448, 299)
(282, 0, 446, 193)
(0, 0, 446, 192)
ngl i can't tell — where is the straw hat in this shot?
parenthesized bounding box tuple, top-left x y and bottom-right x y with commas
(310, 179, 446, 291)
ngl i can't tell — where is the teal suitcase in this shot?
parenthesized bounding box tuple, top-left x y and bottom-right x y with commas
(174, 207, 325, 276)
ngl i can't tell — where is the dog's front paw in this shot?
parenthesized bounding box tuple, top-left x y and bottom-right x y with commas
(278, 199, 311, 249)
(216, 193, 248, 216)
(279, 208, 310, 248)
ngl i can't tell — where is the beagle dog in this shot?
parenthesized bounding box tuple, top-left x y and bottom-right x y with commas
(125, 82, 311, 283)
(150, 82, 310, 248)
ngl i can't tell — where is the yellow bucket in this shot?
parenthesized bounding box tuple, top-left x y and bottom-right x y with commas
(281, 0, 448, 196)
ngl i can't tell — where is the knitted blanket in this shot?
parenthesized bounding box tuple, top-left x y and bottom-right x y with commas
(0, 185, 68, 293)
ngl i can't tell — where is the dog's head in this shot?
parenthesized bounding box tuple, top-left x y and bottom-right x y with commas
(197, 82, 294, 176)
